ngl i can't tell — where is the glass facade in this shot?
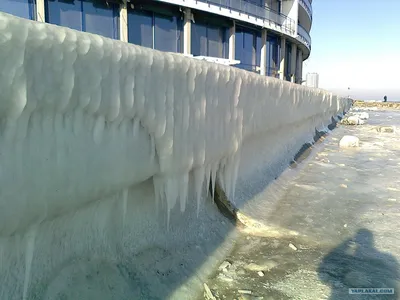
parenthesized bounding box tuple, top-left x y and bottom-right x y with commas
(191, 21, 228, 58)
(1, 0, 296, 82)
(0, 0, 34, 20)
(45, 0, 119, 39)
(285, 42, 292, 80)
(235, 26, 261, 73)
(128, 10, 153, 48)
(265, 0, 280, 13)
(267, 34, 280, 77)
(128, 8, 183, 53)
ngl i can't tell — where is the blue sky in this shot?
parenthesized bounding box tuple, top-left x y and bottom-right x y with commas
(303, 0, 400, 100)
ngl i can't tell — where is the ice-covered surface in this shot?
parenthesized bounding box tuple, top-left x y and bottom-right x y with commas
(202, 109, 400, 300)
(0, 13, 351, 299)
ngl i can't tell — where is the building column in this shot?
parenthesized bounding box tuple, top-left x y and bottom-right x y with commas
(229, 21, 236, 61)
(260, 28, 267, 76)
(298, 50, 303, 84)
(290, 43, 297, 83)
(119, 2, 128, 42)
(183, 8, 192, 55)
(279, 37, 286, 80)
(36, 0, 45, 22)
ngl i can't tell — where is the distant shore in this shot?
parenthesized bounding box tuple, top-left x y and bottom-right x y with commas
(353, 100, 400, 109)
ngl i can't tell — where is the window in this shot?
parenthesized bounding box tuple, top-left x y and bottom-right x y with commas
(285, 42, 292, 80)
(265, 0, 280, 13)
(128, 10, 153, 48)
(235, 26, 261, 73)
(191, 22, 207, 56)
(45, 0, 119, 39)
(128, 8, 182, 53)
(191, 21, 228, 58)
(82, 0, 118, 38)
(267, 34, 280, 77)
(154, 13, 182, 53)
(0, 0, 35, 20)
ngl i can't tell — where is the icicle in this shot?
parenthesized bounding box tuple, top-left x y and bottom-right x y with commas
(73, 108, 84, 136)
(23, 225, 37, 300)
(93, 115, 105, 144)
(4, 118, 17, 142)
(122, 189, 128, 229)
(223, 158, 233, 201)
(165, 176, 179, 230)
(205, 164, 211, 196)
(150, 134, 155, 163)
(210, 162, 218, 200)
(218, 157, 228, 192)
(193, 167, 205, 217)
(231, 151, 241, 203)
(132, 117, 140, 138)
(179, 173, 189, 213)
(153, 175, 164, 215)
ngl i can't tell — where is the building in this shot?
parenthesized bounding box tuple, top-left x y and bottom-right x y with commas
(306, 72, 319, 88)
(0, 0, 312, 83)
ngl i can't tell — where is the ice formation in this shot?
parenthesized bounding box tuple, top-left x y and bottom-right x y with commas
(0, 12, 351, 236)
(0, 13, 353, 299)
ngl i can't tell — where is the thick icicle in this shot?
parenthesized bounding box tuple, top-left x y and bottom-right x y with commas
(165, 176, 179, 230)
(93, 115, 105, 144)
(205, 164, 211, 196)
(193, 166, 205, 217)
(132, 117, 140, 138)
(150, 134, 155, 163)
(179, 173, 189, 213)
(231, 151, 241, 203)
(23, 225, 37, 300)
(153, 175, 164, 215)
(122, 189, 128, 228)
(210, 162, 218, 200)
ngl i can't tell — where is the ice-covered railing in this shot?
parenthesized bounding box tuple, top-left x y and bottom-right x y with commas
(0, 13, 351, 235)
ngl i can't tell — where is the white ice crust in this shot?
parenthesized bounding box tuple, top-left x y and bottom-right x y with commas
(0, 13, 351, 236)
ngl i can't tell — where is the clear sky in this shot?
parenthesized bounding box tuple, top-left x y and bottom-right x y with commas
(303, 0, 400, 101)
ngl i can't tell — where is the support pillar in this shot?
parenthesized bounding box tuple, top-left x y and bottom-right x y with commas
(183, 8, 192, 55)
(229, 21, 236, 61)
(36, 0, 45, 22)
(260, 29, 267, 76)
(119, 2, 128, 42)
(298, 50, 303, 84)
(291, 43, 297, 83)
(279, 37, 286, 80)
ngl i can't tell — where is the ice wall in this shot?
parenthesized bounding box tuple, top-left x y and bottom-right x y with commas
(0, 13, 351, 299)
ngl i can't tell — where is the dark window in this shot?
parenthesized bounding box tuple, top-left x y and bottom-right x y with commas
(207, 24, 224, 58)
(45, 0, 119, 38)
(128, 9, 153, 48)
(256, 34, 262, 67)
(235, 26, 260, 73)
(46, 0, 82, 31)
(267, 34, 280, 77)
(192, 21, 228, 58)
(192, 22, 207, 56)
(0, 0, 34, 20)
(154, 13, 182, 53)
(82, 0, 118, 39)
(128, 8, 183, 53)
(285, 42, 291, 80)
(265, 0, 280, 13)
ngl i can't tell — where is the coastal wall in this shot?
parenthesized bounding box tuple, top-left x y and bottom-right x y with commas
(0, 13, 351, 299)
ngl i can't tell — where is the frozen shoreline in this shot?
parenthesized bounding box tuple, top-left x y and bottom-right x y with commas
(0, 13, 351, 299)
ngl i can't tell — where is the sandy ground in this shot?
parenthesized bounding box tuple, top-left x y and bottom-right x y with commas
(200, 108, 400, 300)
